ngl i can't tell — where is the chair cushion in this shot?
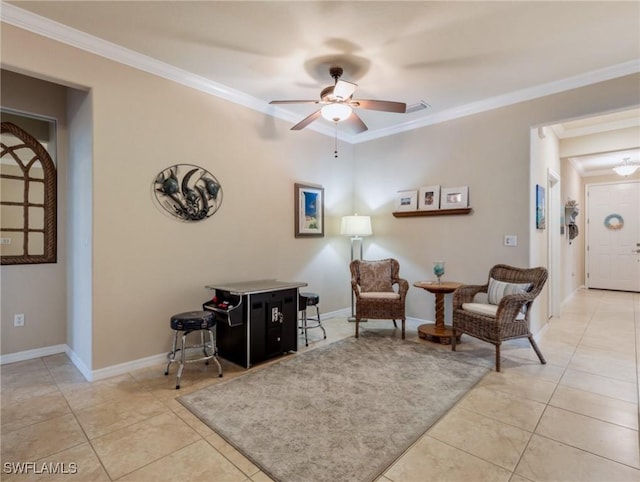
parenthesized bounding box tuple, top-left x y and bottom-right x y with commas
(473, 292, 489, 304)
(359, 292, 401, 300)
(359, 260, 394, 292)
(488, 278, 532, 305)
(462, 302, 525, 321)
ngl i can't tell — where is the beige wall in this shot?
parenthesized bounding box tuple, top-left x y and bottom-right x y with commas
(1, 70, 68, 355)
(2, 22, 639, 373)
(1, 23, 354, 370)
(352, 80, 640, 329)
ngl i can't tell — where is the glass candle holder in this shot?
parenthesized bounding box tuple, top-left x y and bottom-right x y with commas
(433, 261, 445, 284)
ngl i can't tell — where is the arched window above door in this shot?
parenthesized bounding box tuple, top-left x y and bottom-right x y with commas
(1, 119, 57, 264)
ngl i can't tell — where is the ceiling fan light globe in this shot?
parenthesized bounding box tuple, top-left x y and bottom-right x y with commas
(613, 164, 639, 176)
(321, 103, 352, 122)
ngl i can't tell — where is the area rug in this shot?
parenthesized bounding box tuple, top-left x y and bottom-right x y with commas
(179, 333, 490, 482)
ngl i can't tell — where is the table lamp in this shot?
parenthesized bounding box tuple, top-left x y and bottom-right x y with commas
(340, 214, 372, 261)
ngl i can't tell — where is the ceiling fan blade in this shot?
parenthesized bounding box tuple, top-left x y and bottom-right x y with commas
(291, 110, 322, 130)
(270, 100, 318, 105)
(345, 112, 368, 134)
(350, 99, 407, 113)
(333, 80, 357, 100)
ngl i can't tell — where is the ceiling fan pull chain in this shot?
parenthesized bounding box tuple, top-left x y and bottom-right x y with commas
(334, 122, 339, 158)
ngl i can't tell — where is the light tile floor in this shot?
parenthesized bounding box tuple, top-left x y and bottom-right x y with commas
(1, 288, 638, 481)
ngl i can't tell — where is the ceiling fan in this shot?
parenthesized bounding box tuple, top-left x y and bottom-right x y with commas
(269, 67, 406, 133)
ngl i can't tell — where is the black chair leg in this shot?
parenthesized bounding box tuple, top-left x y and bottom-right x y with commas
(529, 335, 547, 365)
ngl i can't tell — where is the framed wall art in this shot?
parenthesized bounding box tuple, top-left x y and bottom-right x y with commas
(295, 183, 324, 237)
(536, 184, 546, 230)
(440, 186, 469, 209)
(395, 189, 418, 212)
(418, 185, 440, 211)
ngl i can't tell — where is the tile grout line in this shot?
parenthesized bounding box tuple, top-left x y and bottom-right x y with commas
(509, 291, 598, 479)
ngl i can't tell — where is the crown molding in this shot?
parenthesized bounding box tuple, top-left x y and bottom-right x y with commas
(353, 59, 640, 144)
(568, 158, 586, 177)
(556, 116, 640, 139)
(3, 3, 639, 145)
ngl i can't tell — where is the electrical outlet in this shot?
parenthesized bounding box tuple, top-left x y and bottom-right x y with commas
(504, 235, 518, 247)
(14, 314, 25, 327)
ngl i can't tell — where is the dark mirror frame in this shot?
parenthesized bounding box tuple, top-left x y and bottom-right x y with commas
(1, 121, 57, 265)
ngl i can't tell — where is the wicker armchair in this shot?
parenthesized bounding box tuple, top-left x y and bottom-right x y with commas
(350, 258, 409, 339)
(451, 264, 548, 371)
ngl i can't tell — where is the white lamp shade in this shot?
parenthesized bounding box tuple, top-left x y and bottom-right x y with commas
(340, 215, 372, 237)
(321, 103, 352, 122)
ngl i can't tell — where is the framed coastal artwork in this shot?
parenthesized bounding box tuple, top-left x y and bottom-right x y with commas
(536, 184, 546, 230)
(295, 182, 324, 237)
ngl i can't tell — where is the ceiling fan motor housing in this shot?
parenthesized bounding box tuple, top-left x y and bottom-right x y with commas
(329, 66, 344, 81)
(320, 85, 336, 102)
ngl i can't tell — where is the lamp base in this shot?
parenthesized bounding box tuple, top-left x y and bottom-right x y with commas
(347, 317, 367, 323)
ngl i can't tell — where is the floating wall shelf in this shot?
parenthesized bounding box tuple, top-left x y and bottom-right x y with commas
(392, 207, 472, 218)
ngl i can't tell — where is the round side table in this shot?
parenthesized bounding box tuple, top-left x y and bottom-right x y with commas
(413, 281, 462, 345)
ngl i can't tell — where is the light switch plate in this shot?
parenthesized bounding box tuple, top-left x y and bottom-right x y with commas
(504, 235, 517, 247)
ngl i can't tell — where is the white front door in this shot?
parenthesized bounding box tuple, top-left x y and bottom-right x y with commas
(586, 182, 640, 291)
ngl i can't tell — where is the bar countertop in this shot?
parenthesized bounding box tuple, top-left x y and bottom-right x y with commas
(204, 279, 307, 295)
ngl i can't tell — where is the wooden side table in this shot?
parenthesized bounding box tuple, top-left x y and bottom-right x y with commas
(413, 281, 462, 345)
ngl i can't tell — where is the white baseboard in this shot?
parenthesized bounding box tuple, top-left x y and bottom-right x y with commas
(0, 308, 419, 381)
(90, 352, 168, 381)
(319, 307, 351, 319)
(320, 309, 426, 324)
(0, 344, 67, 365)
(65, 347, 93, 382)
(0, 343, 167, 383)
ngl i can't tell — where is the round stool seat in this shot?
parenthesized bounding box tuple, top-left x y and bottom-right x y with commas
(170, 311, 215, 331)
(300, 292, 320, 306)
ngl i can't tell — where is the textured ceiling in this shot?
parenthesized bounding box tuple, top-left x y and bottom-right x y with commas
(5, 1, 640, 173)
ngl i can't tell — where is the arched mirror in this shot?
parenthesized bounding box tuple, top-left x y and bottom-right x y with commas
(1, 114, 57, 264)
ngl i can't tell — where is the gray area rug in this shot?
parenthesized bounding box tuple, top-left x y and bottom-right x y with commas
(179, 333, 490, 482)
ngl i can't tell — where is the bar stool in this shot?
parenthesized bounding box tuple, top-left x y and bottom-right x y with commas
(299, 292, 326, 347)
(165, 310, 222, 389)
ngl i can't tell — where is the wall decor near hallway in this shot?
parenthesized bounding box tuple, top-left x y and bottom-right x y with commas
(536, 184, 546, 230)
(153, 164, 222, 221)
(603, 213, 624, 230)
(565, 200, 580, 243)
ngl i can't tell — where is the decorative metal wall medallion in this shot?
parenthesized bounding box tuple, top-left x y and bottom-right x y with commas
(153, 164, 222, 221)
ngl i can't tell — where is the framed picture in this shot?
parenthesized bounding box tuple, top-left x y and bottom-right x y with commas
(295, 183, 324, 237)
(418, 185, 440, 210)
(440, 186, 469, 209)
(395, 189, 418, 212)
(536, 184, 546, 230)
